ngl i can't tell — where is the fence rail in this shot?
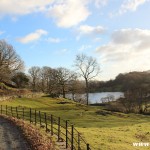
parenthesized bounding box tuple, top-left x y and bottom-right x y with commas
(0, 105, 91, 150)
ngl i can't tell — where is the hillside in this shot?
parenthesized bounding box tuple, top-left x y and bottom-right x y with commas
(0, 82, 17, 94)
(89, 71, 150, 92)
(0, 96, 150, 150)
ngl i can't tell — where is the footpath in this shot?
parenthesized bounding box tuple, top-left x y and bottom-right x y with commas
(0, 116, 31, 150)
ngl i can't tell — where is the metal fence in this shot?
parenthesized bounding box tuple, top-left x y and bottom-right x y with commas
(0, 105, 91, 150)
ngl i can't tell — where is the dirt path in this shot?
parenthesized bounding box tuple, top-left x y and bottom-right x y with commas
(0, 116, 31, 150)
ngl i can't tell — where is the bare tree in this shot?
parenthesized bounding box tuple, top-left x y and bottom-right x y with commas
(74, 54, 100, 105)
(39, 67, 47, 92)
(0, 40, 24, 83)
(39, 66, 58, 94)
(56, 67, 76, 98)
(28, 66, 40, 91)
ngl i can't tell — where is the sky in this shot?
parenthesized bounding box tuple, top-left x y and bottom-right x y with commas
(0, 0, 150, 81)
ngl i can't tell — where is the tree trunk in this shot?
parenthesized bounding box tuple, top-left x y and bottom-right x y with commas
(62, 85, 66, 98)
(72, 92, 75, 101)
(85, 79, 89, 105)
(33, 78, 36, 91)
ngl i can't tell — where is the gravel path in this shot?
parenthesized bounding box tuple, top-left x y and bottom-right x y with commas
(0, 116, 31, 150)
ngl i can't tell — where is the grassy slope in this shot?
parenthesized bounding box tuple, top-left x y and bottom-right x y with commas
(0, 96, 150, 150)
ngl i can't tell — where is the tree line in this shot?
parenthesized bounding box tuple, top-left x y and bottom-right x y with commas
(0, 40, 100, 105)
(0, 40, 150, 112)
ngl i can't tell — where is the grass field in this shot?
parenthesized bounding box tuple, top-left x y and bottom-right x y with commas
(0, 96, 150, 150)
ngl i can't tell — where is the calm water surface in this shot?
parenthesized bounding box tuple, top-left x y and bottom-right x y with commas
(66, 92, 124, 104)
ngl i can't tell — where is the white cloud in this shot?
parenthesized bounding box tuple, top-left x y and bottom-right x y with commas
(78, 44, 92, 51)
(0, 0, 54, 16)
(0, 0, 93, 28)
(94, 0, 108, 8)
(46, 37, 61, 43)
(96, 28, 150, 80)
(109, 0, 149, 17)
(77, 25, 105, 40)
(17, 29, 48, 44)
(78, 25, 105, 35)
(111, 28, 150, 52)
(96, 28, 150, 59)
(119, 0, 149, 15)
(47, 0, 90, 28)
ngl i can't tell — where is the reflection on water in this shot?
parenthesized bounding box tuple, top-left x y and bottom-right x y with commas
(66, 92, 124, 104)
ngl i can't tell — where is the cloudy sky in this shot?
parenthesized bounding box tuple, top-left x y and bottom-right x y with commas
(0, 0, 150, 80)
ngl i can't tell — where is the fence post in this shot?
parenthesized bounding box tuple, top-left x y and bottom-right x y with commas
(1, 105, 2, 114)
(87, 144, 90, 150)
(16, 107, 18, 118)
(78, 133, 80, 150)
(35, 109, 37, 125)
(39, 111, 42, 127)
(30, 108, 32, 123)
(23, 107, 24, 120)
(51, 114, 53, 136)
(58, 117, 60, 141)
(71, 125, 74, 150)
(11, 106, 13, 117)
(44, 113, 48, 132)
(6, 105, 7, 115)
(66, 120, 68, 149)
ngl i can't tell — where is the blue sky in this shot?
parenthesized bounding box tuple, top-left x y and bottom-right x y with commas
(0, 0, 150, 80)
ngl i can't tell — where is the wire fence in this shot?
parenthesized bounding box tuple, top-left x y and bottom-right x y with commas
(0, 105, 91, 150)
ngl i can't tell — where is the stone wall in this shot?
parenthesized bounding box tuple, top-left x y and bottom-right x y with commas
(0, 92, 44, 101)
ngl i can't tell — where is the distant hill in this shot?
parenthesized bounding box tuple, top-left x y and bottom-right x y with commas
(146, 70, 150, 73)
(89, 71, 150, 92)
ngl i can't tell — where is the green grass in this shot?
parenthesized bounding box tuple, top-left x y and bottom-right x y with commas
(0, 96, 150, 150)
